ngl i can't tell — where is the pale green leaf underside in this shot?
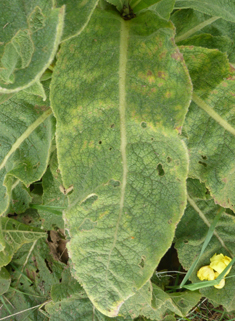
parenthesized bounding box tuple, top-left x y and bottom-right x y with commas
(0, 1, 64, 93)
(175, 199, 235, 311)
(51, 8, 191, 316)
(174, 0, 235, 22)
(0, 217, 45, 268)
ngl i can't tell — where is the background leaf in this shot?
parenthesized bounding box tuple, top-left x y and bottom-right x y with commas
(0, 217, 45, 267)
(0, 0, 64, 93)
(0, 238, 66, 320)
(172, 9, 235, 64)
(0, 82, 54, 215)
(179, 46, 230, 98)
(184, 76, 235, 210)
(174, 0, 235, 22)
(38, 149, 67, 230)
(51, 7, 191, 316)
(55, 0, 99, 41)
(149, 0, 175, 20)
(0, 266, 11, 295)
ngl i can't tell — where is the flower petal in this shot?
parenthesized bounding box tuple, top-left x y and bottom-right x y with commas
(197, 265, 215, 281)
(214, 272, 225, 289)
(210, 253, 232, 275)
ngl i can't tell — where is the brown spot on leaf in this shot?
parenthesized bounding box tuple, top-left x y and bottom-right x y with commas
(171, 51, 184, 61)
(158, 71, 166, 79)
(175, 126, 182, 134)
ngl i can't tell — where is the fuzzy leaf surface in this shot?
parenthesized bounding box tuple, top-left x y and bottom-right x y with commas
(51, 8, 191, 316)
(47, 268, 131, 321)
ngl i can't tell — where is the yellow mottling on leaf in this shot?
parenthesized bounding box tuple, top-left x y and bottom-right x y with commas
(89, 140, 95, 148)
(165, 91, 172, 98)
(69, 44, 75, 53)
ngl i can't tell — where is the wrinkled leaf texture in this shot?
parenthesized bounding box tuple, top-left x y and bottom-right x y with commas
(51, 7, 192, 316)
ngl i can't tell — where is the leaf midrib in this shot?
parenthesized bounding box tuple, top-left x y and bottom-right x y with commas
(104, 18, 130, 298)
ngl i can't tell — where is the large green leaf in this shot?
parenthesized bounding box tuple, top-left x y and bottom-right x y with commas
(0, 84, 54, 215)
(174, 0, 235, 22)
(0, 0, 64, 93)
(0, 217, 45, 267)
(175, 198, 235, 311)
(51, 7, 191, 316)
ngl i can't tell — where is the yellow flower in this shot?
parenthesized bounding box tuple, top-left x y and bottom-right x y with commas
(197, 265, 215, 281)
(210, 253, 232, 275)
(197, 253, 232, 289)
